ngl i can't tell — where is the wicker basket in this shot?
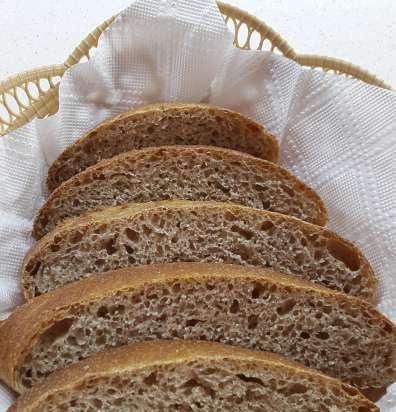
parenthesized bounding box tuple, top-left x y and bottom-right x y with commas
(0, 1, 391, 136)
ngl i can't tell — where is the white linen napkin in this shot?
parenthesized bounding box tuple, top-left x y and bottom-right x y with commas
(0, 0, 395, 409)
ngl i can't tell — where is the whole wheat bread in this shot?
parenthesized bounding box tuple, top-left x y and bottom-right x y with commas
(5, 264, 394, 391)
(35, 145, 327, 238)
(7, 340, 378, 412)
(22, 200, 376, 300)
(47, 103, 279, 191)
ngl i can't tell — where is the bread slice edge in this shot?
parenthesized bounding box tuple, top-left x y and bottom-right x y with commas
(9, 340, 378, 412)
(22, 200, 378, 301)
(35, 145, 327, 238)
(47, 102, 280, 191)
(3, 262, 390, 392)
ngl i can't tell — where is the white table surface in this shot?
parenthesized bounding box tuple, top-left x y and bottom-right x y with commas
(0, 0, 395, 87)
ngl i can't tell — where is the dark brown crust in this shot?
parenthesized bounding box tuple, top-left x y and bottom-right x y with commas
(35, 145, 327, 238)
(8, 340, 378, 412)
(3, 262, 392, 392)
(22, 200, 378, 301)
(47, 103, 280, 192)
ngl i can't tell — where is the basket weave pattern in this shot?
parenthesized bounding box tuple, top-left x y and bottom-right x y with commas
(0, 2, 390, 136)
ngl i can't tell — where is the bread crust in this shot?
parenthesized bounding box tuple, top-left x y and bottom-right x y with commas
(35, 145, 327, 238)
(3, 262, 392, 392)
(8, 340, 378, 412)
(47, 103, 280, 191)
(22, 200, 377, 301)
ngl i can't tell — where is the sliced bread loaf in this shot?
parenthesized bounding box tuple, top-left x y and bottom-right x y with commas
(47, 103, 279, 191)
(34, 145, 327, 238)
(7, 340, 378, 412)
(4, 263, 394, 391)
(22, 200, 376, 300)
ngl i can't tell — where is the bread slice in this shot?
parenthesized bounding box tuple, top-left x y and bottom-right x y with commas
(6, 340, 378, 412)
(47, 103, 279, 191)
(22, 200, 376, 300)
(35, 145, 327, 238)
(4, 263, 394, 392)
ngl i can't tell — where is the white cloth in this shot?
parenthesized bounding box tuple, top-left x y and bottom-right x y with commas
(1, 0, 395, 409)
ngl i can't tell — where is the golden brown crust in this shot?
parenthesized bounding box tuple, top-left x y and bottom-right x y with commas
(47, 103, 280, 191)
(3, 262, 391, 392)
(9, 340, 378, 412)
(22, 200, 377, 301)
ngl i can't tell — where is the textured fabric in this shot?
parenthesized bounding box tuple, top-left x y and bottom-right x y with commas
(0, 0, 396, 409)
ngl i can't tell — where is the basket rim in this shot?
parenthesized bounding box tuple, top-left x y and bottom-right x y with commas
(0, 1, 392, 136)
(219, 1, 297, 58)
(1, 1, 389, 90)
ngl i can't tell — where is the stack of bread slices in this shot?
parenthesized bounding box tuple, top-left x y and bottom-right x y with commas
(1, 103, 395, 411)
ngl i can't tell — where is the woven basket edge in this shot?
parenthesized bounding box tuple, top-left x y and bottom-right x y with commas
(0, 1, 391, 136)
